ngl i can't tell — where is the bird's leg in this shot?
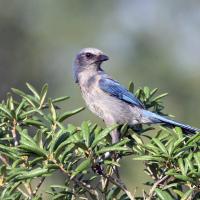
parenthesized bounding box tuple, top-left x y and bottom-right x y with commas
(110, 129, 121, 179)
(111, 129, 120, 144)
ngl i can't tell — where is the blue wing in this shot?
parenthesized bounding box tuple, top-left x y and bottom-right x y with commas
(99, 78, 145, 109)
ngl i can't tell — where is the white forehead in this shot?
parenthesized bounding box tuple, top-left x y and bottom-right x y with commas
(79, 47, 103, 55)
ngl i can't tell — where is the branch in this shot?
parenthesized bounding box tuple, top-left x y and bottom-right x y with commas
(17, 188, 30, 199)
(33, 177, 45, 196)
(101, 172, 135, 200)
(147, 175, 169, 200)
(11, 119, 18, 146)
(0, 155, 8, 166)
(23, 182, 33, 197)
(53, 160, 99, 199)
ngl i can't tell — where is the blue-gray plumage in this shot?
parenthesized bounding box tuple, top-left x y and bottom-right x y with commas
(73, 48, 200, 143)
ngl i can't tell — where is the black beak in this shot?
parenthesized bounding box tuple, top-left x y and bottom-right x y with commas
(98, 54, 109, 62)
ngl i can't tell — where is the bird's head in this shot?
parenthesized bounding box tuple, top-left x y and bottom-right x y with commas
(73, 48, 109, 83)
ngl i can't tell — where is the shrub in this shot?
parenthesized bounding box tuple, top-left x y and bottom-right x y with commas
(0, 83, 199, 200)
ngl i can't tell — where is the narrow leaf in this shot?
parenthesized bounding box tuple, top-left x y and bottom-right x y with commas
(97, 146, 128, 154)
(58, 107, 85, 122)
(49, 99, 57, 122)
(180, 189, 193, 200)
(26, 83, 40, 100)
(39, 84, 48, 108)
(91, 125, 118, 148)
(52, 96, 70, 103)
(81, 121, 90, 147)
(71, 159, 91, 178)
(128, 81, 134, 93)
(0, 105, 12, 118)
(153, 138, 168, 154)
(152, 93, 168, 101)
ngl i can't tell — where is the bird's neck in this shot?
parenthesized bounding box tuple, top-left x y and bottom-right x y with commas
(78, 67, 104, 87)
(77, 64, 103, 84)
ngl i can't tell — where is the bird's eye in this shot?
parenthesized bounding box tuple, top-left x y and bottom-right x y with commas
(85, 53, 93, 59)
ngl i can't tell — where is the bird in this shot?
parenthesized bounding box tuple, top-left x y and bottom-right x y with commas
(73, 47, 200, 143)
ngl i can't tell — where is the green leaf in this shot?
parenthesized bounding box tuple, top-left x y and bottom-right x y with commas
(133, 155, 164, 162)
(29, 157, 44, 166)
(130, 131, 143, 145)
(194, 153, 200, 171)
(178, 158, 185, 175)
(167, 141, 174, 156)
(120, 123, 128, 135)
(49, 99, 57, 122)
(174, 127, 183, 139)
(20, 108, 44, 118)
(74, 142, 88, 151)
(0, 104, 12, 118)
(180, 189, 193, 200)
(55, 141, 74, 158)
(91, 124, 118, 148)
(71, 159, 91, 178)
(149, 88, 158, 98)
(114, 138, 130, 147)
(19, 143, 47, 157)
(52, 96, 70, 103)
(26, 83, 40, 100)
(15, 99, 26, 117)
(81, 121, 90, 147)
(51, 131, 70, 152)
(50, 185, 68, 189)
(52, 194, 66, 199)
(39, 84, 48, 108)
(152, 93, 168, 101)
(17, 127, 34, 143)
(145, 143, 160, 154)
(59, 144, 75, 163)
(24, 119, 45, 127)
(174, 174, 192, 182)
(9, 181, 21, 194)
(106, 186, 121, 200)
(34, 130, 43, 149)
(163, 183, 178, 190)
(143, 86, 150, 98)
(128, 81, 134, 93)
(15, 168, 48, 180)
(8, 95, 14, 111)
(97, 146, 128, 154)
(11, 88, 26, 96)
(155, 188, 173, 200)
(58, 107, 85, 122)
(185, 157, 195, 172)
(12, 88, 37, 107)
(173, 189, 184, 198)
(152, 138, 168, 154)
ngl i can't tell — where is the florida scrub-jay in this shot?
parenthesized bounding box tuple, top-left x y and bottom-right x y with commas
(73, 48, 199, 143)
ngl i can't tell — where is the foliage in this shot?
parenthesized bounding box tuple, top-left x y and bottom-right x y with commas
(0, 82, 199, 200)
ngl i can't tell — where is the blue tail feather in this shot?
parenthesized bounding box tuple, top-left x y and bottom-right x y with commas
(143, 110, 200, 133)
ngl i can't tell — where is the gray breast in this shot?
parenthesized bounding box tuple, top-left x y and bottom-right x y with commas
(79, 71, 148, 125)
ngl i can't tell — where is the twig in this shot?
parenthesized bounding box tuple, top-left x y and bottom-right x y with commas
(33, 177, 45, 196)
(23, 182, 33, 197)
(12, 119, 33, 197)
(101, 172, 135, 200)
(147, 175, 169, 200)
(0, 153, 31, 198)
(11, 119, 18, 146)
(53, 161, 99, 199)
(101, 165, 113, 192)
(17, 188, 30, 199)
(0, 155, 8, 166)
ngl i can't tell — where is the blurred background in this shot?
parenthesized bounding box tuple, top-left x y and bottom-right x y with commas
(0, 0, 200, 197)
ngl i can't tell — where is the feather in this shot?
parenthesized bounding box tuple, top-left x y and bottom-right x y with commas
(99, 78, 145, 109)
